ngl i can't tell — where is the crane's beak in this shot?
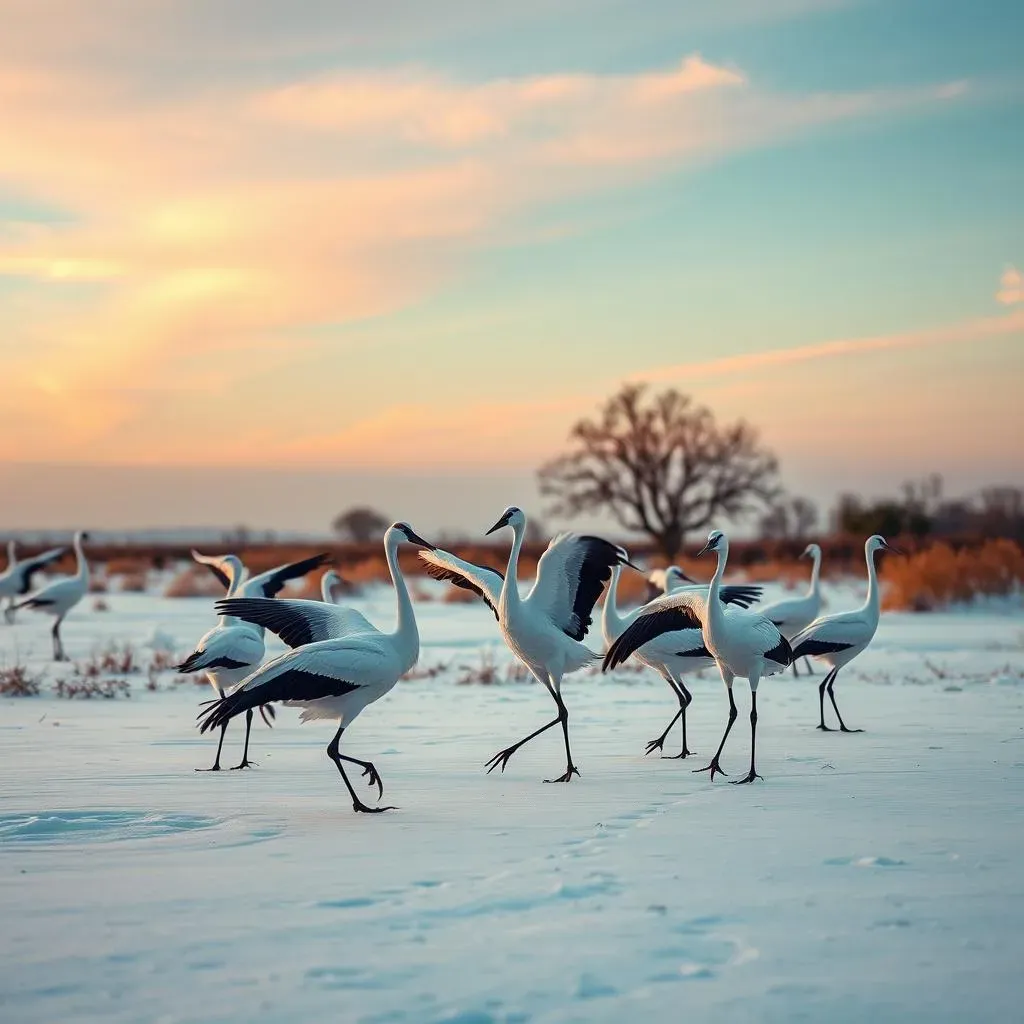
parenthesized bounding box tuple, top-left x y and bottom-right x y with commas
(696, 541, 712, 557)
(884, 541, 904, 556)
(403, 528, 435, 551)
(485, 512, 511, 536)
(675, 568, 698, 584)
(622, 558, 643, 572)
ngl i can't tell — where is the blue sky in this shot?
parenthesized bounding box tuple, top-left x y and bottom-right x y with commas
(0, 0, 1021, 535)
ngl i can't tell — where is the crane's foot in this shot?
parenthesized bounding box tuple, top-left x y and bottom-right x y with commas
(731, 770, 764, 785)
(693, 758, 728, 781)
(485, 746, 519, 775)
(838, 725, 864, 734)
(359, 762, 384, 800)
(544, 765, 580, 783)
(644, 736, 667, 756)
(352, 800, 396, 814)
(195, 764, 222, 772)
(663, 747, 694, 760)
(230, 759, 257, 770)
(815, 724, 834, 732)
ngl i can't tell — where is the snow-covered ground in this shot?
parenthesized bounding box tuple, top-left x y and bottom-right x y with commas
(1, 583, 1023, 1023)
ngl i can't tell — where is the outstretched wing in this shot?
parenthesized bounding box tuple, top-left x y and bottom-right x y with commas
(216, 596, 377, 648)
(242, 553, 332, 599)
(191, 549, 243, 594)
(527, 533, 622, 641)
(17, 547, 67, 595)
(716, 585, 762, 609)
(419, 549, 504, 620)
(197, 640, 389, 733)
(603, 591, 707, 671)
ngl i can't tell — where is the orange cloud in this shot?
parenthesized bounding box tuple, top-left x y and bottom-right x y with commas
(997, 265, 1022, 305)
(0, 48, 969, 465)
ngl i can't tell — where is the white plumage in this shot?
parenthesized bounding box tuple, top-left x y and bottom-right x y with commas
(15, 531, 90, 661)
(179, 549, 329, 770)
(758, 543, 823, 676)
(0, 540, 67, 624)
(601, 561, 762, 758)
(605, 529, 792, 783)
(421, 505, 624, 782)
(198, 523, 433, 813)
(790, 534, 896, 732)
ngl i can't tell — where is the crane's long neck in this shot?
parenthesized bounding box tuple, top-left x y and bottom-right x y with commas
(386, 539, 419, 665)
(863, 544, 881, 618)
(705, 542, 728, 642)
(73, 535, 89, 583)
(602, 563, 628, 644)
(499, 522, 525, 619)
(807, 550, 822, 598)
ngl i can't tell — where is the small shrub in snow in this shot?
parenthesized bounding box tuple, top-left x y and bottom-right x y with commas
(55, 677, 131, 700)
(0, 663, 43, 697)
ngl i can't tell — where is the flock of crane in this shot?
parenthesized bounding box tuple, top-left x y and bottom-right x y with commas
(2, 509, 895, 813)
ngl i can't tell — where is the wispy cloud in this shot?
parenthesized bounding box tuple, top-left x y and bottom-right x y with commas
(640, 309, 1024, 383)
(0, 23, 971, 465)
(996, 265, 1022, 305)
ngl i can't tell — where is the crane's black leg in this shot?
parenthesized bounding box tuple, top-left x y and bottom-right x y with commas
(52, 616, 67, 662)
(661, 681, 694, 759)
(694, 686, 738, 780)
(4, 597, 15, 624)
(231, 709, 257, 769)
(791, 660, 800, 678)
(803, 657, 813, 674)
(338, 754, 385, 800)
(732, 690, 763, 784)
(545, 688, 579, 783)
(196, 721, 228, 771)
(816, 669, 836, 730)
(827, 671, 863, 733)
(645, 673, 685, 756)
(485, 714, 562, 774)
(327, 726, 395, 813)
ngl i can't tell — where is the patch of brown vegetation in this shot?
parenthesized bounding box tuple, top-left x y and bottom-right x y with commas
(881, 539, 1024, 611)
(0, 662, 43, 697)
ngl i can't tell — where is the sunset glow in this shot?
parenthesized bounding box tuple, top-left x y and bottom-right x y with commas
(2, 0, 1021, 530)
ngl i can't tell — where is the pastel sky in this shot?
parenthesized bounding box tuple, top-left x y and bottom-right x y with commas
(2, 0, 1022, 535)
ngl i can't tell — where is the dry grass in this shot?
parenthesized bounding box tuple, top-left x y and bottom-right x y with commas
(55, 677, 131, 699)
(116, 571, 149, 593)
(0, 662, 43, 697)
(164, 566, 225, 599)
(881, 539, 1024, 611)
(456, 650, 532, 685)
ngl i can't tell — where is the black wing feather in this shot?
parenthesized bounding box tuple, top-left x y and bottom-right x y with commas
(216, 597, 328, 648)
(765, 634, 795, 667)
(790, 637, 854, 660)
(421, 560, 504, 620)
(673, 644, 711, 659)
(564, 536, 622, 641)
(18, 549, 67, 595)
(603, 604, 703, 671)
(257, 553, 331, 598)
(719, 585, 761, 609)
(198, 668, 359, 733)
(177, 652, 250, 673)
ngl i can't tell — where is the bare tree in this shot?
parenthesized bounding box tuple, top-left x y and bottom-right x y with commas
(538, 383, 781, 561)
(332, 506, 390, 544)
